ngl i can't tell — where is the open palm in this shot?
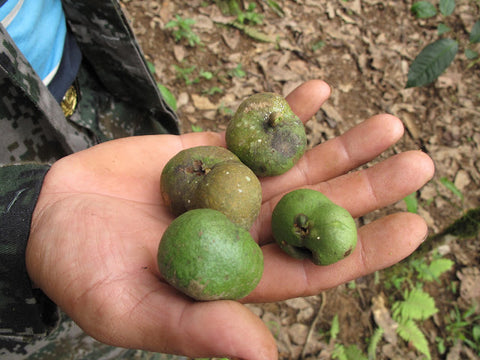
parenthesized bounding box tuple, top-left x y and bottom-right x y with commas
(26, 80, 434, 360)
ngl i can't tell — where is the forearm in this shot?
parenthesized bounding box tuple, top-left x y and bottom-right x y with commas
(0, 164, 59, 347)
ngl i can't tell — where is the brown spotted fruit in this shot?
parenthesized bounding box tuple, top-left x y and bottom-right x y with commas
(160, 146, 261, 230)
(226, 92, 307, 177)
(271, 189, 357, 266)
(158, 209, 264, 301)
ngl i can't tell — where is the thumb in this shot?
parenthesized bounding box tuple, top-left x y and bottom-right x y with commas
(174, 300, 278, 359)
(102, 284, 278, 360)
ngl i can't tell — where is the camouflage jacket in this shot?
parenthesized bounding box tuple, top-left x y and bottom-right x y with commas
(0, 0, 179, 350)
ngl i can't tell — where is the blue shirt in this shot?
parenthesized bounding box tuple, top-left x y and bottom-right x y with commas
(0, 0, 66, 85)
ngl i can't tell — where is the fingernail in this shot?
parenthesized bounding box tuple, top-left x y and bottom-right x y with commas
(421, 230, 429, 243)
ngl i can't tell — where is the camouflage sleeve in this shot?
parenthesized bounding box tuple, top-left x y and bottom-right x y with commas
(0, 164, 60, 349)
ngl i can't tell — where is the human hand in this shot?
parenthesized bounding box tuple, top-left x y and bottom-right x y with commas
(26, 80, 434, 360)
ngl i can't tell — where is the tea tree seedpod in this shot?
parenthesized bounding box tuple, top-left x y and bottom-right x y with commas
(271, 189, 357, 265)
(160, 145, 261, 229)
(226, 93, 307, 177)
(158, 209, 264, 300)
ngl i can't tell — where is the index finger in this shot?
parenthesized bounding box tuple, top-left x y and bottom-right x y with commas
(260, 114, 405, 202)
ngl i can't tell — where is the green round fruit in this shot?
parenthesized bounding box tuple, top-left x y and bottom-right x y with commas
(160, 146, 240, 216)
(192, 160, 262, 230)
(158, 209, 264, 301)
(271, 189, 357, 266)
(226, 92, 307, 177)
(160, 146, 261, 229)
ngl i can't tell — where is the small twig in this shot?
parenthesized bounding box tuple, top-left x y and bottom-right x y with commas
(300, 292, 327, 360)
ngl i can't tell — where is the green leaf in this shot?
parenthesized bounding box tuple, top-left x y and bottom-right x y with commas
(411, 1, 437, 19)
(368, 327, 384, 360)
(392, 288, 438, 321)
(439, 0, 455, 16)
(437, 23, 451, 35)
(436, 336, 446, 354)
(470, 20, 480, 43)
(330, 314, 340, 341)
(147, 61, 156, 75)
(404, 192, 418, 214)
(465, 49, 479, 60)
(266, 0, 285, 17)
(191, 124, 203, 132)
(332, 344, 347, 360)
(419, 258, 454, 282)
(312, 40, 326, 51)
(204, 86, 224, 96)
(157, 83, 177, 111)
(396, 319, 431, 359)
(473, 324, 480, 342)
(344, 345, 368, 360)
(232, 22, 275, 42)
(406, 38, 459, 88)
(229, 63, 246, 78)
(200, 71, 213, 80)
(439, 176, 464, 200)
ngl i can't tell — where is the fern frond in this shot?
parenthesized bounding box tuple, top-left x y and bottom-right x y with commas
(397, 319, 431, 359)
(392, 288, 438, 321)
(330, 314, 340, 341)
(332, 343, 347, 360)
(368, 327, 384, 360)
(230, 22, 275, 42)
(345, 344, 368, 360)
(419, 258, 454, 282)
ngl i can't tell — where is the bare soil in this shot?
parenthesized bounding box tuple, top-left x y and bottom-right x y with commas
(121, 1, 480, 359)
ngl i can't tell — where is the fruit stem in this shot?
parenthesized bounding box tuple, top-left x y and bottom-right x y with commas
(294, 214, 310, 237)
(268, 111, 282, 127)
(190, 160, 210, 175)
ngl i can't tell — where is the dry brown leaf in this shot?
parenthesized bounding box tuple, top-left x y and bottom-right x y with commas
(457, 267, 480, 303)
(371, 294, 398, 345)
(191, 94, 217, 110)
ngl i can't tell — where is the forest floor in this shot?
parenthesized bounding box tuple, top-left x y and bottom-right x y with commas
(121, 1, 480, 359)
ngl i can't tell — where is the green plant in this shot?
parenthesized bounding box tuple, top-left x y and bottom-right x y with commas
(237, 2, 264, 25)
(368, 327, 384, 360)
(174, 64, 198, 85)
(445, 304, 480, 355)
(199, 70, 214, 80)
(332, 344, 368, 360)
(191, 124, 204, 132)
(384, 251, 454, 290)
(146, 61, 177, 111)
(403, 176, 465, 216)
(157, 84, 177, 111)
(411, 256, 455, 283)
(218, 103, 235, 116)
(378, 252, 455, 358)
(203, 86, 224, 96)
(406, 1, 480, 87)
(403, 192, 419, 213)
(392, 288, 437, 359)
(312, 40, 326, 52)
(328, 315, 369, 360)
(214, 0, 275, 42)
(439, 176, 464, 201)
(165, 15, 201, 47)
(265, 0, 285, 17)
(228, 63, 246, 78)
(174, 65, 216, 86)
